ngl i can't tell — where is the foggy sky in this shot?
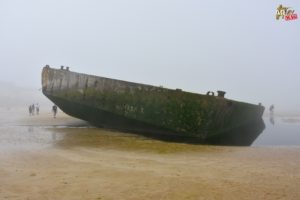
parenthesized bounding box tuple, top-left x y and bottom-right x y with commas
(0, 0, 299, 112)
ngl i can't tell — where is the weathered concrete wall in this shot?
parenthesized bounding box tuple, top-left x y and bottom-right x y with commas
(42, 66, 264, 137)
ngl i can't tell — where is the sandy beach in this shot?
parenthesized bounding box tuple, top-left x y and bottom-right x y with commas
(0, 109, 299, 200)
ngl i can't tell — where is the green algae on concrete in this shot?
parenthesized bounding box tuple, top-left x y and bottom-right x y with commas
(42, 66, 264, 139)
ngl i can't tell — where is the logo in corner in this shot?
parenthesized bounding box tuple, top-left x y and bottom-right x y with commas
(276, 4, 298, 21)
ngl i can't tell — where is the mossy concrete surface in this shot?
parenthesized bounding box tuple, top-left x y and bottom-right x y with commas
(42, 66, 264, 138)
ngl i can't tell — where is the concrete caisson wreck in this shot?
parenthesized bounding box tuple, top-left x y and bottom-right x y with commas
(42, 65, 264, 139)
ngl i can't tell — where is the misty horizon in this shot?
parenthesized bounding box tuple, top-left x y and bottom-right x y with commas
(0, 1, 299, 113)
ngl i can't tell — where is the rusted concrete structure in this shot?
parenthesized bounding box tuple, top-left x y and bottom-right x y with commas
(42, 65, 264, 139)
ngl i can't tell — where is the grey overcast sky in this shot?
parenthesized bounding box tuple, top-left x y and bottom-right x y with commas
(0, 0, 299, 112)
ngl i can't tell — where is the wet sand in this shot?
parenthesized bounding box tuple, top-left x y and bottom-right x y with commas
(0, 109, 300, 200)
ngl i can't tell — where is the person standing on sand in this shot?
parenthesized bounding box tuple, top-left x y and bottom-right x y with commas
(31, 104, 35, 115)
(269, 104, 275, 125)
(36, 103, 39, 115)
(269, 104, 274, 115)
(52, 105, 57, 118)
(28, 105, 32, 116)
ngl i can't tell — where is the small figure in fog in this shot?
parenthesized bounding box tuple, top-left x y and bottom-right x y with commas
(269, 104, 275, 125)
(269, 104, 274, 115)
(36, 103, 39, 115)
(28, 105, 32, 116)
(52, 105, 57, 118)
(31, 104, 35, 115)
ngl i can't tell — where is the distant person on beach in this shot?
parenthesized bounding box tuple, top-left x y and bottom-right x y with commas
(269, 104, 274, 115)
(52, 105, 57, 118)
(269, 105, 275, 125)
(31, 104, 35, 115)
(36, 104, 39, 115)
(28, 105, 32, 116)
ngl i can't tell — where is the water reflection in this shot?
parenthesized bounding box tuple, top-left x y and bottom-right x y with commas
(0, 118, 266, 153)
(28, 126, 34, 133)
(205, 119, 265, 146)
(253, 116, 300, 146)
(0, 126, 57, 151)
(269, 115, 275, 125)
(51, 119, 265, 149)
(52, 132, 57, 141)
(125, 119, 266, 146)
